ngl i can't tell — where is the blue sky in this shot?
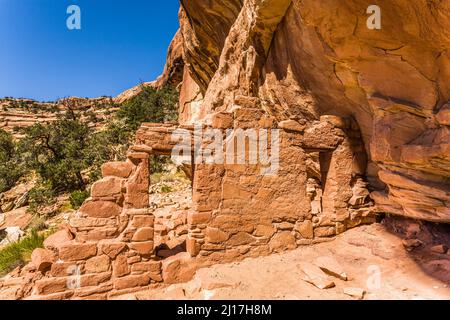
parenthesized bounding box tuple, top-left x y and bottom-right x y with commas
(0, 0, 180, 101)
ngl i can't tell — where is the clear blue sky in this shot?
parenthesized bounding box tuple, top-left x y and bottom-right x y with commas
(0, 0, 180, 101)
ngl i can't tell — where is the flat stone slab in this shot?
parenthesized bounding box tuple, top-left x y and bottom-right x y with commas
(298, 262, 335, 289)
(343, 287, 365, 300)
(314, 256, 348, 281)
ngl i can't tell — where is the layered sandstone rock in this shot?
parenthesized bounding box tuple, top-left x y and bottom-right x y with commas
(176, 0, 450, 223)
(2, 0, 450, 300)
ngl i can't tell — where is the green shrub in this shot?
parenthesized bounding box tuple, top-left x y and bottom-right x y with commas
(69, 190, 89, 209)
(117, 85, 179, 131)
(1, 86, 179, 207)
(27, 184, 56, 213)
(0, 129, 25, 193)
(0, 230, 45, 276)
(160, 184, 173, 193)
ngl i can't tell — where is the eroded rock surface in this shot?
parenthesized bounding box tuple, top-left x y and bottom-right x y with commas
(176, 0, 450, 223)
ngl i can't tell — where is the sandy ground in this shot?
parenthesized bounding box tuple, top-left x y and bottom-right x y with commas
(120, 223, 450, 300)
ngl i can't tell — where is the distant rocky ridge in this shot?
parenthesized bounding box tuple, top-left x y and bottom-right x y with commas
(0, 97, 119, 137)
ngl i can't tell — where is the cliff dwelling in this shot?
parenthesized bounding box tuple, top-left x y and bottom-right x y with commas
(0, 0, 449, 300)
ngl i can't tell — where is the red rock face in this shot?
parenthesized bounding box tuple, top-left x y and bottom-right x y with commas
(176, 0, 450, 223)
(2, 1, 449, 301)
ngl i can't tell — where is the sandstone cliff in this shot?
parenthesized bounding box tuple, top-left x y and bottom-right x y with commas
(170, 0, 450, 223)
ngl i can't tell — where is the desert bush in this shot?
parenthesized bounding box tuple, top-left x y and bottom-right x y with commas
(69, 190, 89, 209)
(0, 129, 25, 193)
(0, 230, 45, 276)
(117, 85, 179, 131)
(160, 184, 173, 193)
(27, 184, 56, 213)
(19, 111, 92, 192)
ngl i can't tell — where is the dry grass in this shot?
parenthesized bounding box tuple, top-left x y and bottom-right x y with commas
(0, 230, 45, 277)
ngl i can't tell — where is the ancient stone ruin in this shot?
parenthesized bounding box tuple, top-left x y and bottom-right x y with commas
(1, 0, 449, 299)
(0, 115, 376, 299)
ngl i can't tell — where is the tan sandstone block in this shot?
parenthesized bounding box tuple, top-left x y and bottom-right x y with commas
(128, 241, 154, 256)
(70, 217, 117, 229)
(24, 290, 74, 300)
(299, 262, 335, 290)
(101, 161, 134, 178)
(125, 184, 149, 209)
(31, 248, 56, 272)
(131, 215, 155, 228)
(43, 229, 73, 250)
(132, 227, 154, 242)
(113, 254, 130, 277)
(76, 227, 119, 242)
(79, 201, 122, 218)
(91, 176, 124, 198)
(113, 273, 151, 290)
(99, 242, 127, 259)
(187, 211, 211, 225)
(130, 261, 161, 277)
(35, 277, 69, 295)
(227, 232, 256, 246)
(211, 112, 233, 129)
(59, 243, 97, 261)
(253, 225, 276, 238)
(85, 255, 111, 274)
(74, 283, 113, 298)
(314, 226, 336, 238)
(205, 227, 229, 243)
(80, 272, 112, 287)
(50, 262, 85, 277)
(278, 119, 306, 132)
(186, 237, 201, 257)
(295, 220, 314, 239)
(269, 231, 296, 252)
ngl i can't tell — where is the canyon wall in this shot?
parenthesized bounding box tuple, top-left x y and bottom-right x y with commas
(2, 0, 449, 299)
(174, 0, 450, 223)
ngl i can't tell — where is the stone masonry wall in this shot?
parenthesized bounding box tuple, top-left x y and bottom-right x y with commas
(0, 150, 162, 300)
(185, 109, 376, 266)
(0, 118, 375, 299)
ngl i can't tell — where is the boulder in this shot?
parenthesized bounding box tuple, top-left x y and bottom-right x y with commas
(91, 177, 124, 198)
(0, 207, 32, 231)
(31, 248, 56, 272)
(44, 229, 73, 250)
(162, 252, 197, 284)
